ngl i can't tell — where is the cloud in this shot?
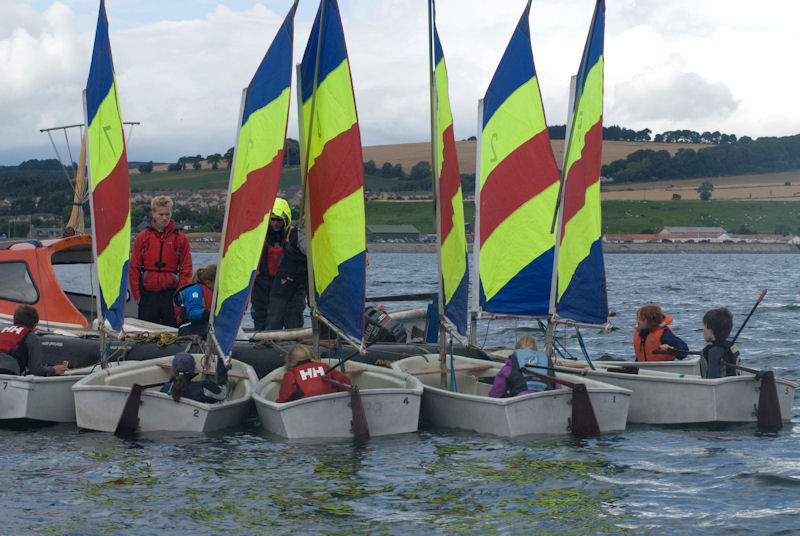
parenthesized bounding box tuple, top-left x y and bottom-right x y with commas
(611, 54, 739, 128)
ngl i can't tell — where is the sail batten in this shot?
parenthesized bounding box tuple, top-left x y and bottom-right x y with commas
(84, 0, 131, 333)
(477, 3, 559, 317)
(211, 2, 296, 356)
(555, 0, 608, 325)
(431, 1, 468, 336)
(300, 0, 366, 345)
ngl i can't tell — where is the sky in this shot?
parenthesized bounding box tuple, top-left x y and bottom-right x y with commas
(1, 0, 799, 166)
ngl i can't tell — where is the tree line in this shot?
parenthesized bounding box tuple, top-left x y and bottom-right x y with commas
(602, 134, 800, 183)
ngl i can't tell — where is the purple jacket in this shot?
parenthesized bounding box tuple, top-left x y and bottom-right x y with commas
(488, 358, 535, 398)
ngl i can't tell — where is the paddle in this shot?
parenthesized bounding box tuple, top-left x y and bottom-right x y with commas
(366, 292, 437, 302)
(114, 382, 164, 437)
(731, 289, 767, 344)
(325, 376, 370, 442)
(521, 366, 600, 438)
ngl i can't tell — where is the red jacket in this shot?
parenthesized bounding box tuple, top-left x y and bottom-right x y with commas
(277, 361, 352, 403)
(129, 219, 192, 300)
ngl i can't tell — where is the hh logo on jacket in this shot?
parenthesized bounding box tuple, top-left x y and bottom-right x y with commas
(299, 366, 325, 381)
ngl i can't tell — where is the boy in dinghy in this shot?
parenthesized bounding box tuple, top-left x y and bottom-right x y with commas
(633, 304, 689, 361)
(0, 305, 66, 376)
(701, 307, 740, 378)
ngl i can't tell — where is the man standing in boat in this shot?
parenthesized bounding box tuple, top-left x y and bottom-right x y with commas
(250, 198, 292, 331)
(265, 218, 308, 330)
(129, 195, 193, 327)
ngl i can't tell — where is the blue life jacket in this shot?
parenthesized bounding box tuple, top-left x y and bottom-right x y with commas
(508, 349, 550, 395)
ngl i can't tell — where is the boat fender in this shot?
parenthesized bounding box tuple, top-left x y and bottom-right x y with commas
(364, 306, 407, 344)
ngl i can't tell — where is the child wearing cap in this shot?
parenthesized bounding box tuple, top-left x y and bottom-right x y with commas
(161, 352, 229, 403)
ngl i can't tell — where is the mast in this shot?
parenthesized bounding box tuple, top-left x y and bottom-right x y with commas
(206, 87, 248, 365)
(469, 98, 484, 345)
(427, 0, 447, 388)
(545, 75, 577, 356)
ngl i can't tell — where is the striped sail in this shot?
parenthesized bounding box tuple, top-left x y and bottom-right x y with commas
(555, 0, 608, 324)
(84, 0, 131, 332)
(477, 2, 560, 317)
(432, 3, 468, 335)
(299, 0, 366, 344)
(212, 4, 296, 356)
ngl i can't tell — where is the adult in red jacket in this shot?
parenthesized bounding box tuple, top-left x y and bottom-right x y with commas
(277, 344, 351, 403)
(129, 196, 192, 327)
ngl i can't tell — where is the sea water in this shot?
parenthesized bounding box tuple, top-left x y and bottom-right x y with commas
(2, 253, 799, 535)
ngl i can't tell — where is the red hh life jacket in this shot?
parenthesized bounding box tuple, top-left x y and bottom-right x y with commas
(633, 315, 675, 362)
(0, 324, 30, 354)
(290, 361, 338, 399)
(266, 244, 284, 276)
(139, 223, 183, 291)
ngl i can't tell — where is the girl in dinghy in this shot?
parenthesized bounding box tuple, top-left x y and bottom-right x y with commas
(161, 353, 229, 403)
(276, 344, 351, 403)
(489, 335, 551, 398)
(633, 304, 689, 361)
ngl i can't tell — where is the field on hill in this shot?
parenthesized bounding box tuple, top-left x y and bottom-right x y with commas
(365, 200, 800, 235)
(361, 140, 711, 175)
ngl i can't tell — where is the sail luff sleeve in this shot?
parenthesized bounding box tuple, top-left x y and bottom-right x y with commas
(300, 0, 366, 343)
(478, 4, 560, 317)
(433, 21, 468, 336)
(213, 4, 296, 355)
(556, 0, 608, 325)
(85, 0, 131, 332)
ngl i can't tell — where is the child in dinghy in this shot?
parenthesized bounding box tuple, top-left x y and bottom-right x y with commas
(488, 335, 552, 398)
(276, 344, 351, 403)
(633, 304, 689, 361)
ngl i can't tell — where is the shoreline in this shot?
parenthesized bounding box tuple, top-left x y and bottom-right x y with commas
(188, 241, 800, 254)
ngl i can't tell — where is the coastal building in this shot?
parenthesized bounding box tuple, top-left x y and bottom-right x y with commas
(367, 224, 420, 242)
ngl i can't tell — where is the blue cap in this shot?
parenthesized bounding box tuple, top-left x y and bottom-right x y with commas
(172, 353, 196, 374)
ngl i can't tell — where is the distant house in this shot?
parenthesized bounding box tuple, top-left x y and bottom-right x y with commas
(367, 224, 420, 242)
(658, 226, 726, 236)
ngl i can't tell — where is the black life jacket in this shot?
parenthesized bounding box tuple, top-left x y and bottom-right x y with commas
(507, 349, 552, 395)
(701, 339, 740, 377)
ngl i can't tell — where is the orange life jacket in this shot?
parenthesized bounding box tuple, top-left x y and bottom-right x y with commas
(633, 316, 676, 361)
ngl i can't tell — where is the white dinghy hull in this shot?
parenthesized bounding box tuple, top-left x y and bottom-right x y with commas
(592, 355, 702, 376)
(392, 355, 631, 437)
(0, 373, 82, 422)
(578, 368, 797, 424)
(254, 359, 423, 439)
(72, 355, 257, 433)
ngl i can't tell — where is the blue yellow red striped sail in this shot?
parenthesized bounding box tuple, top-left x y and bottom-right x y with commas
(299, 0, 366, 343)
(84, 0, 130, 332)
(212, 3, 296, 356)
(555, 0, 608, 324)
(432, 5, 468, 335)
(478, 2, 560, 317)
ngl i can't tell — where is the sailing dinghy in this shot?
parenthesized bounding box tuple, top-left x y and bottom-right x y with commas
(72, 354, 257, 433)
(392, 1, 630, 437)
(531, 0, 795, 430)
(0, 0, 140, 423)
(252, 0, 422, 439)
